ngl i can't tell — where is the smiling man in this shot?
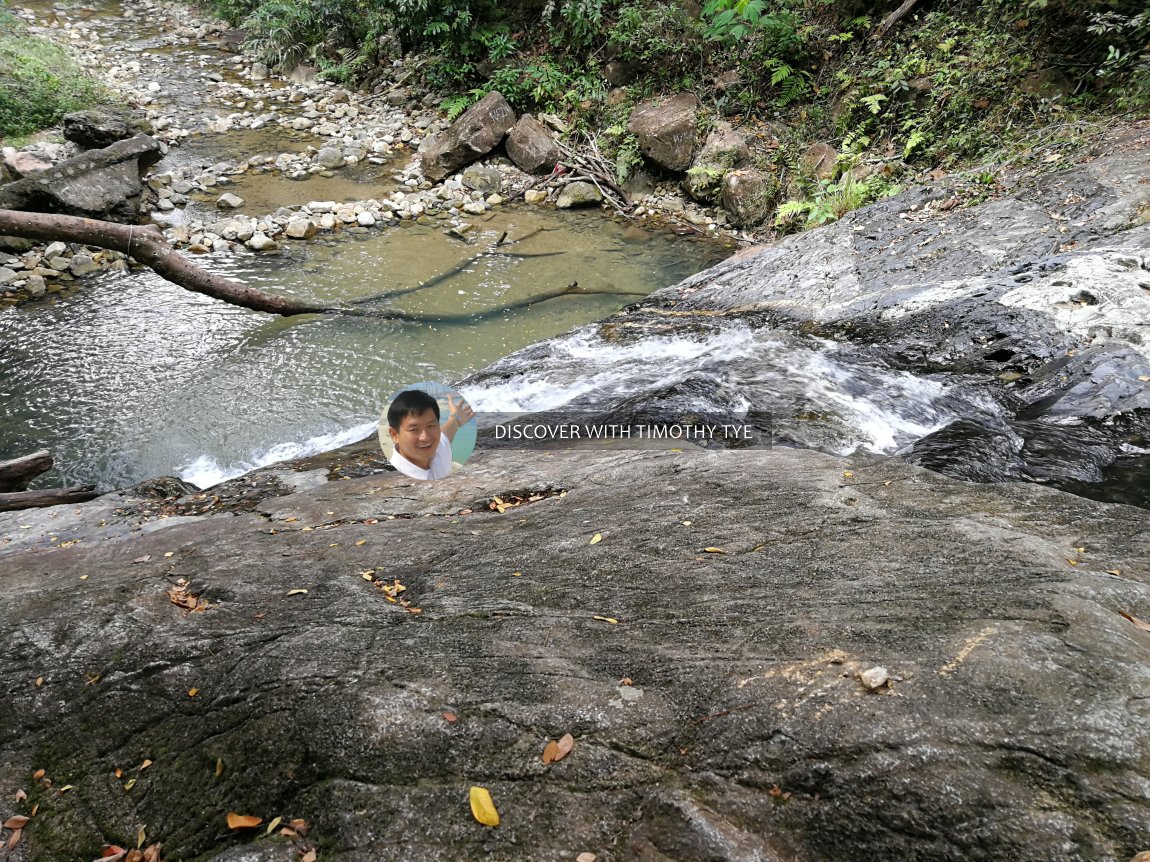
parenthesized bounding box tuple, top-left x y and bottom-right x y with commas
(384, 389, 474, 481)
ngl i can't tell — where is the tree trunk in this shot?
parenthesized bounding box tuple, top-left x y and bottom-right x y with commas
(0, 486, 100, 512)
(0, 450, 53, 492)
(0, 209, 336, 316)
(873, 0, 922, 41)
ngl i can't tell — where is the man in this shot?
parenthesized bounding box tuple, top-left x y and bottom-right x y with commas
(385, 389, 474, 481)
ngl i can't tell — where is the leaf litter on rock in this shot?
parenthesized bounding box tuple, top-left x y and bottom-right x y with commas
(469, 786, 500, 827)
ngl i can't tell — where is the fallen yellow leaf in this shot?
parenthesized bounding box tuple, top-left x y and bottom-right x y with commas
(287, 589, 309, 596)
(469, 785, 500, 827)
(592, 615, 618, 624)
(1138, 375, 1150, 382)
(703, 547, 726, 554)
(266, 816, 283, 835)
(681, 520, 692, 526)
(188, 688, 199, 697)
(124, 778, 137, 792)
(1107, 569, 1122, 576)
(226, 812, 262, 830)
(589, 533, 602, 545)
(355, 540, 367, 546)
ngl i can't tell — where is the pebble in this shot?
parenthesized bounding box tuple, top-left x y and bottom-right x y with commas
(860, 667, 890, 691)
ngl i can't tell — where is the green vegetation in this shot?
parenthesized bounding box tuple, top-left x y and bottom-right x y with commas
(188, 0, 1150, 227)
(0, 4, 109, 139)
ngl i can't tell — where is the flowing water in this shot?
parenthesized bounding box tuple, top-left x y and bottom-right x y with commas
(0, 212, 729, 489)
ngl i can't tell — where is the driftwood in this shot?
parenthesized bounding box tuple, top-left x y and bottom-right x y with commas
(0, 209, 337, 316)
(0, 486, 100, 512)
(873, 0, 922, 40)
(0, 450, 53, 492)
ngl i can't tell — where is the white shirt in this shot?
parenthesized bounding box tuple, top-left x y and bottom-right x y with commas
(390, 432, 453, 480)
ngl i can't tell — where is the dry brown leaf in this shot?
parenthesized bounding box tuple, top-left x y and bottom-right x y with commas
(1107, 569, 1122, 576)
(555, 733, 574, 761)
(215, 758, 224, 778)
(542, 740, 560, 764)
(32, 769, 45, 781)
(301, 851, 317, 862)
(30, 804, 38, 817)
(1119, 611, 1150, 632)
(142, 844, 161, 862)
(100, 846, 128, 859)
(4, 815, 29, 829)
(1138, 375, 1150, 382)
(34, 676, 43, 687)
(8, 828, 22, 850)
(279, 827, 298, 838)
(226, 812, 262, 830)
(443, 711, 458, 722)
(124, 850, 144, 862)
(14, 789, 26, 803)
(139, 759, 153, 771)
(114, 768, 123, 779)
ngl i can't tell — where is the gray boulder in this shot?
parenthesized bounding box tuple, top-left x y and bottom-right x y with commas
(461, 165, 502, 195)
(505, 114, 560, 175)
(62, 110, 135, 149)
(420, 91, 516, 183)
(0, 134, 162, 222)
(721, 168, 776, 228)
(1, 148, 52, 180)
(627, 92, 699, 172)
(682, 121, 750, 202)
(556, 180, 603, 209)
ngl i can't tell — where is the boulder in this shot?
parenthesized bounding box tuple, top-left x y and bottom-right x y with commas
(720, 168, 776, 228)
(461, 165, 502, 195)
(627, 92, 699, 172)
(801, 142, 838, 179)
(284, 218, 317, 239)
(314, 147, 345, 169)
(2, 148, 52, 180)
(505, 114, 560, 175)
(682, 121, 750, 203)
(556, 180, 603, 209)
(419, 91, 517, 183)
(62, 110, 135, 149)
(0, 134, 162, 222)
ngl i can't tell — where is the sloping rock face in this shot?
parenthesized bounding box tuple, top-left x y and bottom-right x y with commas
(467, 125, 1150, 506)
(1, 444, 1149, 861)
(62, 110, 137, 149)
(419, 91, 516, 183)
(0, 134, 161, 222)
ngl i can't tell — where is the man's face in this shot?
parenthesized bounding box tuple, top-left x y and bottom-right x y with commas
(389, 408, 440, 468)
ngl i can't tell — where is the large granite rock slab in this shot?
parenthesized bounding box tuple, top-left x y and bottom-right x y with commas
(419, 91, 516, 183)
(0, 444, 1148, 860)
(0, 134, 161, 222)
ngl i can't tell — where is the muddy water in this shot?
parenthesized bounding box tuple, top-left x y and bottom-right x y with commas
(0, 212, 728, 490)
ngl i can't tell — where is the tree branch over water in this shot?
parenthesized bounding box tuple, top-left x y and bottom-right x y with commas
(0, 209, 646, 321)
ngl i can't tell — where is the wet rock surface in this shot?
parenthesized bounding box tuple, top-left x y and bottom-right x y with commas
(470, 125, 1150, 507)
(1, 445, 1149, 861)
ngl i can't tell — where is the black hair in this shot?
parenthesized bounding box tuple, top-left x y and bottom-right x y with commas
(387, 389, 441, 430)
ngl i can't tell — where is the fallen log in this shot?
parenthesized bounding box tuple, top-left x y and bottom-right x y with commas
(873, 0, 922, 40)
(0, 450, 53, 492)
(0, 209, 337, 316)
(0, 485, 100, 512)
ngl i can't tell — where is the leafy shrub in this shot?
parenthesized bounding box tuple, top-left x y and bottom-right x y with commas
(0, 6, 108, 139)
